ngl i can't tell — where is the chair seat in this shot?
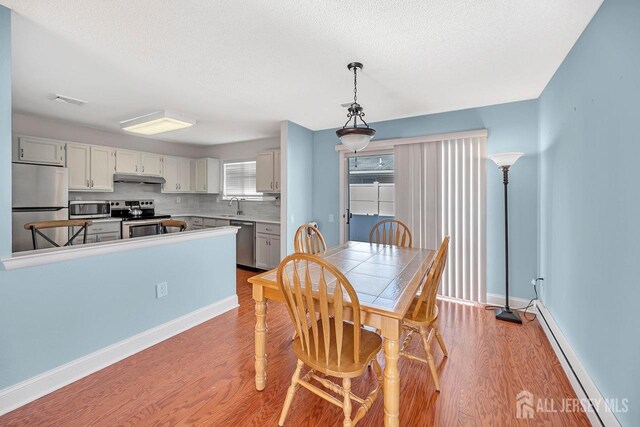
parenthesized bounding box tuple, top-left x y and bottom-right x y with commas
(293, 318, 382, 378)
(403, 296, 439, 326)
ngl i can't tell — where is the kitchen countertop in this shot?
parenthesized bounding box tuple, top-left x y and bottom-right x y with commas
(170, 213, 280, 225)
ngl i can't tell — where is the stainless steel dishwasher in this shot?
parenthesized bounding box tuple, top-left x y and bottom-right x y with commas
(230, 220, 255, 267)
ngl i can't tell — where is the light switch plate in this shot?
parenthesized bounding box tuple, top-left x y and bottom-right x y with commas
(176, 197, 181, 203)
(156, 282, 168, 298)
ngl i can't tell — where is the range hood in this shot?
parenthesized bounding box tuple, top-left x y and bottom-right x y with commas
(113, 173, 166, 185)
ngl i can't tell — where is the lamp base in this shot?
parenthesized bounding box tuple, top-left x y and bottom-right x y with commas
(494, 308, 522, 324)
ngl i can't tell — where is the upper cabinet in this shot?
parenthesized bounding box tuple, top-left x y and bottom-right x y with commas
(67, 143, 115, 192)
(162, 156, 192, 193)
(15, 136, 65, 166)
(115, 149, 140, 174)
(140, 152, 163, 176)
(256, 149, 280, 193)
(194, 158, 220, 193)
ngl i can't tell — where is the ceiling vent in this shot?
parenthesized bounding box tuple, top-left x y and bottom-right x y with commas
(53, 94, 87, 106)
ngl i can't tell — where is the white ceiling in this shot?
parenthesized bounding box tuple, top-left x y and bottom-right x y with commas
(2, 0, 603, 145)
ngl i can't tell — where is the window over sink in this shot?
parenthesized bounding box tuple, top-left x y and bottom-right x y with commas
(223, 160, 263, 200)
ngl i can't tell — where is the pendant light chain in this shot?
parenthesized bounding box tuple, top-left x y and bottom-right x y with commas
(336, 61, 376, 152)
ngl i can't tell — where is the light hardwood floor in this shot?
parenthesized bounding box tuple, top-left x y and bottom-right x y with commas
(0, 268, 590, 426)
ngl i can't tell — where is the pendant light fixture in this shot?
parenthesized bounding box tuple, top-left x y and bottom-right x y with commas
(336, 62, 375, 152)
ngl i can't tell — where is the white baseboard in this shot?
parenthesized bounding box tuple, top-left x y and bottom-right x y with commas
(0, 295, 239, 416)
(536, 301, 620, 427)
(485, 293, 533, 311)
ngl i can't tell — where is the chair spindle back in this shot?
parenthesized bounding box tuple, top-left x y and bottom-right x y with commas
(369, 219, 412, 247)
(294, 224, 327, 255)
(412, 236, 450, 321)
(277, 253, 362, 367)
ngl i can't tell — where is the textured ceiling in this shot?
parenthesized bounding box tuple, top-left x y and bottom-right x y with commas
(2, 0, 602, 145)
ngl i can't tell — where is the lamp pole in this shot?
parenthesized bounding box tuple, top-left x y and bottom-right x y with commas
(489, 152, 524, 324)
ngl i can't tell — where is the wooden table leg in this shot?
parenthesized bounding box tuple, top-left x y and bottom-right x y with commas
(253, 285, 267, 391)
(382, 318, 401, 427)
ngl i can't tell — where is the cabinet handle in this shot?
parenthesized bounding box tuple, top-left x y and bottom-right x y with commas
(176, 184, 178, 190)
(20, 148, 24, 158)
(91, 179, 94, 187)
(86, 179, 90, 187)
(270, 182, 273, 189)
(142, 166, 145, 173)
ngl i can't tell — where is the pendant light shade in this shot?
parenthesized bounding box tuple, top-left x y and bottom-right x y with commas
(336, 127, 376, 152)
(336, 62, 375, 152)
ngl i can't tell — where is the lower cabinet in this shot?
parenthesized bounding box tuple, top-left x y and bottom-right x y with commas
(256, 222, 280, 270)
(69, 221, 122, 245)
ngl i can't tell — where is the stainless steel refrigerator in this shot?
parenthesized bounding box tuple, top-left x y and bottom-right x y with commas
(12, 163, 69, 253)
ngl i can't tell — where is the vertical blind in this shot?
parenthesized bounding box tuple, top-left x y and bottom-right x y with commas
(223, 161, 261, 197)
(395, 136, 486, 303)
(437, 137, 486, 303)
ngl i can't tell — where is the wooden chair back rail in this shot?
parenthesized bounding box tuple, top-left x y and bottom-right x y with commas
(277, 254, 361, 367)
(294, 224, 327, 255)
(369, 219, 413, 247)
(23, 220, 93, 249)
(412, 236, 450, 320)
(159, 219, 187, 234)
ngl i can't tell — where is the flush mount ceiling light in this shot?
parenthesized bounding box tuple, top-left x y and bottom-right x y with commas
(120, 111, 195, 135)
(336, 62, 375, 152)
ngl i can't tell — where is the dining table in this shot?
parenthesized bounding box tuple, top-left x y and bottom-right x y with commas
(248, 240, 436, 427)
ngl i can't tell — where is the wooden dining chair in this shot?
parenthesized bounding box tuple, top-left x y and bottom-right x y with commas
(369, 219, 412, 247)
(158, 219, 187, 234)
(276, 253, 383, 427)
(400, 236, 450, 391)
(24, 220, 93, 250)
(294, 223, 327, 255)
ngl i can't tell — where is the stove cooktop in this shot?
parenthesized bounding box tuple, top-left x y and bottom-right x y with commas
(117, 214, 171, 221)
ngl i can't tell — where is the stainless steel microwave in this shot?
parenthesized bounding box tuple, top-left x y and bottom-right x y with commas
(68, 200, 111, 219)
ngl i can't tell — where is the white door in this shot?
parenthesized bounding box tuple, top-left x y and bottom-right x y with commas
(18, 137, 65, 166)
(163, 156, 179, 192)
(178, 158, 191, 192)
(256, 233, 270, 269)
(115, 149, 140, 174)
(195, 158, 207, 192)
(256, 151, 274, 192)
(90, 146, 115, 191)
(268, 235, 281, 269)
(140, 152, 163, 176)
(273, 150, 281, 192)
(66, 143, 91, 190)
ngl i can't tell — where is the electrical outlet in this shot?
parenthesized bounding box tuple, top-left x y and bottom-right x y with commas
(156, 282, 168, 298)
(329, 214, 334, 223)
(176, 197, 181, 203)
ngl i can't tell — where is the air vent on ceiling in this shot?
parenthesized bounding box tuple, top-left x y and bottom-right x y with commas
(53, 94, 87, 106)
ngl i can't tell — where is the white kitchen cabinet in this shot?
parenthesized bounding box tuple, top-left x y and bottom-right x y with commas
(90, 146, 115, 191)
(115, 149, 140, 174)
(203, 218, 230, 228)
(195, 158, 221, 193)
(256, 222, 280, 270)
(162, 156, 191, 193)
(67, 143, 115, 191)
(140, 152, 163, 176)
(66, 143, 91, 190)
(256, 150, 281, 193)
(16, 136, 65, 166)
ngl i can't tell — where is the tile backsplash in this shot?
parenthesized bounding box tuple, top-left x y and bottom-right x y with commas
(70, 183, 280, 219)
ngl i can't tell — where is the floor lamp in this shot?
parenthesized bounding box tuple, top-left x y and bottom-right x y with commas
(489, 152, 524, 324)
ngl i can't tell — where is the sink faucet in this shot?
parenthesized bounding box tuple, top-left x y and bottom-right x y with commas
(228, 197, 243, 216)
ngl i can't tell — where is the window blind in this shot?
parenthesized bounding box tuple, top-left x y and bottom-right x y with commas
(223, 161, 261, 197)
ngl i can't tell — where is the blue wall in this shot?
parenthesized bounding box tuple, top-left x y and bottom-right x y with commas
(312, 101, 539, 299)
(0, 6, 11, 258)
(538, 0, 639, 424)
(285, 121, 314, 254)
(0, 234, 237, 389)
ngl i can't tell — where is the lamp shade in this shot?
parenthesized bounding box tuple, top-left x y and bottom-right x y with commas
(336, 127, 375, 152)
(488, 152, 524, 167)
